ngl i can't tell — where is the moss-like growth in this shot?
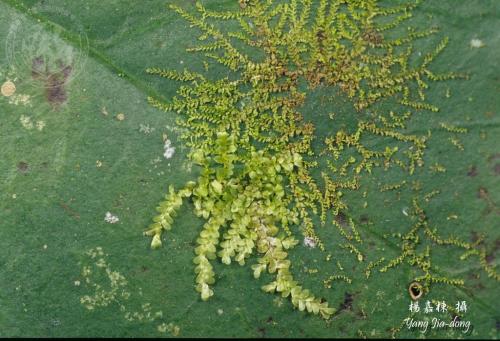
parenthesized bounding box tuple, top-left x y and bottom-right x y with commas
(143, 0, 498, 319)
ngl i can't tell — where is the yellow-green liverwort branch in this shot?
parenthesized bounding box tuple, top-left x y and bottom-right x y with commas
(145, 131, 335, 317)
(143, 183, 194, 249)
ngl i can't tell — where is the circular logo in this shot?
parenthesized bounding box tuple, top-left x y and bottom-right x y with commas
(5, 3, 89, 93)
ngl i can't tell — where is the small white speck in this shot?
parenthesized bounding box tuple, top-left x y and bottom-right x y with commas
(104, 212, 119, 224)
(303, 237, 316, 248)
(470, 38, 485, 48)
(163, 139, 175, 159)
(74, 280, 81, 286)
(217, 309, 223, 315)
(402, 208, 408, 216)
(164, 147, 175, 159)
(43, 244, 47, 249)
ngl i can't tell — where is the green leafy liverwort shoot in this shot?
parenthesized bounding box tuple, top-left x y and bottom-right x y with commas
(142, 0, 499, 320)
(144, 131, 334, 318)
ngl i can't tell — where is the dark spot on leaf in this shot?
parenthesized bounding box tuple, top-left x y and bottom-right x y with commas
(472, 278, 485, 290)
(59, 62, 73, 79)
(477, 187, 488, 199)
(46, 79, 68, 105)
(316, 29, 326, 41)
(141, 266, 149, 272)
(485, 253, 495, 264)
(17, 161, 29, 173)
(31, 56, 72, 106)
(360, 215, 370, 224)
(362, 29, 383, 44)
(467, 165, 478, 177)
(335, 212, 348, 228)
(470, 231, 480, 243)
(494, 163, 500, 176)
(495, 238, 500, 251)
(266, 316, 273, 324)
(409, 282, 423, 300)
(256, 327, 266, 337)
(340, 292, 354, 311)
(487, 153, 500, 162)
(477, 187, 500, 215)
